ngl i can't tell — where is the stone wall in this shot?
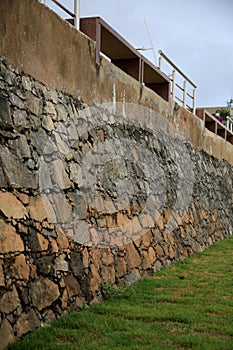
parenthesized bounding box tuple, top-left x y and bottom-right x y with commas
(0, 0, 233, 348)
(0, 59, 232, 348)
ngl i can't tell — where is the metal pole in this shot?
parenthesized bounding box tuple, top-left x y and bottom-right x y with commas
(171, 70, 176, 100)
(158, 55, 162, 70)
(193, 88, 196, 115)
(74, 0, 80, 30)
(183, 80, 187, 109)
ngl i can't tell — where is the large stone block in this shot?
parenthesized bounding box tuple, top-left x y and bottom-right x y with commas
(0, 191, 27, 219)
(30, 278, 60, 310)
(0, 96, 13, 128)
(0, 219, 24, 253)
(0, 145, 37, 189)
(0, 319, 15, 350)
(15, 310, 40, 337)
(0, 284, 20, 314)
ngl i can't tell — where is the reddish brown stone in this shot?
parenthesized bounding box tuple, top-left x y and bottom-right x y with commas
(29, 196, 49, 222)
(0, 284, 20, 314)
(30, 278, 60, 310)
(12, 255, 30, 281)
(143, 247, 156, 269)
(82, 248, 89, 268)
(0, 219, 24, 253)
(141, 231, 152, 247)
(88, 265, 101, 294)
(56, 229, 69, 249)
(115, 257, 127, 278)
(101, 265, 115, 283)
(0, 260, 5, 286)
(0, 191, 27, 219)
(155, 244, 164, 257)
(101, 249, 114, 265)
(125, 243, 141, 269)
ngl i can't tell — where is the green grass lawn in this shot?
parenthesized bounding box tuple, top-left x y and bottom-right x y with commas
(8, 235, 233, 350)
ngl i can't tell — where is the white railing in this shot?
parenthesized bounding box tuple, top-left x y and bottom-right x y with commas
(158, 50, 197, 115)
(226, 116, 233, 133)
(39, 0, 80, 29)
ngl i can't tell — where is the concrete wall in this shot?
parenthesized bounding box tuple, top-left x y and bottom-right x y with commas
(0, 0, 232, 348)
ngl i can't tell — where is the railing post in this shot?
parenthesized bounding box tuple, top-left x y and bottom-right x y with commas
(183, 79, 187, 109)
(74, 0, 80, 30)
(171, 69, 176, 100)
(158, 55, 162, 70)
(193, 88, 196, 115)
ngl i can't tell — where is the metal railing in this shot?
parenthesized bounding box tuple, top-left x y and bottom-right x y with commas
(39, 0, 80, 29)
(158, 50, 197, 115)
(226, 116, 233, 133)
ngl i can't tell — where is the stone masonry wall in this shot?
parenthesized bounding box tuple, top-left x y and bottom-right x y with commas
(0, 59, 233, 348)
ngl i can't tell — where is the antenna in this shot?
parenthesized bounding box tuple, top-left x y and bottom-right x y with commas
(144, 18, 157, 66)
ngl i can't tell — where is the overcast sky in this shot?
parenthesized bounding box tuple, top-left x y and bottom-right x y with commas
(47, 0, 233, 107)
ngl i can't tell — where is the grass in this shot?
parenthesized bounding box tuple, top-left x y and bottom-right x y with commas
(8, 235, 233, 350)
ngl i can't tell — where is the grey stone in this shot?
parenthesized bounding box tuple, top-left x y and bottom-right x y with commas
(0, 96, 13, 128)
(12, 109, 29, 129)
(42, 115, 54, 131)
(50, 159, 71, 190)
(25, 91, 43, 115)
(30, 129, 49, 154)
(0, 145, 38, 189)
(9, 92, 24, 109)
(55, 254, 69, 272)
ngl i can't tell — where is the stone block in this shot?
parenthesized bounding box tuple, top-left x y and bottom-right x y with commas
(0, 284, 20, 314)
(0, 96, 13, 128)
(0, 145, 37, 189)
(115, 257, 127, 278)
(101, 265, 115, 283)
(36, 256, 53, 275)
(30, 278, 60, 310)
(0, 319, 15, 350)
(64, 274, 81, 298)
(0, 191, 27, 219)
(12, 255, 30, 281)
(15, 310, 40, 337)
(55, 254, 69, 272)
(88, 265, 101, 295)
(71, 252, 84, 277)
(101, 249, 114, 266)
(0, 219, 24, 253)
(0, 260, 5, 286)
(29, 196, 49, 222)
(125, 242, 141, 269)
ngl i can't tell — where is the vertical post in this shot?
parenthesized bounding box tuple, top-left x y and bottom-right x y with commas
(74, 0, 80, 30)
(158, 55, 162, 70)
(183, 79, 187, 109)
(171, 69, 176, 100)
(192, 87, 196, 115)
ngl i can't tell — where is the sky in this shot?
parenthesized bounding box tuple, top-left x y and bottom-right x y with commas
(46, 0, 233, 108)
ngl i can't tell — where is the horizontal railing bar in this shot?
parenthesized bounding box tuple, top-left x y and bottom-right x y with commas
(187, 92, 194, 99)
(51, 0, 74, 17)
(174, 95, 183, 103)
(175, 82, 183, 91)
(158, 50, 197, 88)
